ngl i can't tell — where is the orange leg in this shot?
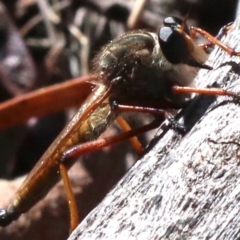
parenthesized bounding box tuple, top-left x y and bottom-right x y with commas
(116, 116, 144, 156)
(112, 102, 186, 132)
(190, 24, 239, 56)
(61, 120, 160, 162)
(59, 163, 79, 233)
(172, 86, 238, 97)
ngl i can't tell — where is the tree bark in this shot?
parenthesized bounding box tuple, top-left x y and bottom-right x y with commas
(69, 15, 240, 240)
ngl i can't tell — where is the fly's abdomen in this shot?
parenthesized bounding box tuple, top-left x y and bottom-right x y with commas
(0, 101, 114, 226)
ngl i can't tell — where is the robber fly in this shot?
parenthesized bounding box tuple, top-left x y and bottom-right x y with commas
(0, 16, 239, 231)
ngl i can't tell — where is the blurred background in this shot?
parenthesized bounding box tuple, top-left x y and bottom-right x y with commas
(0, 0, 238, 239)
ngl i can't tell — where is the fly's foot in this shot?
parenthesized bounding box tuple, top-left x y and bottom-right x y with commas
(167, 116, 186, 134)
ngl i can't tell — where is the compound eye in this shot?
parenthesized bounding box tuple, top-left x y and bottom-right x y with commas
(159, 26, 173, 43)
(163, 17, 180, 27)
(158, 25, 189, 64)
(163, 16, 190, 35)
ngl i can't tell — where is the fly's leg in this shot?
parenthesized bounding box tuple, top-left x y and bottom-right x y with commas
(172, 86, 238, 97)
(116, 116, 144, 156)
(189, 24, 239, 56)
(61, 120, 160, 162)
(112, 102, 186, 133)
(196, 22, 233, 51)
(59, 163, 79, 233)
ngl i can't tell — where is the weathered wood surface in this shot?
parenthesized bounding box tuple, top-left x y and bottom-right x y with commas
(69, 15, 240, 240)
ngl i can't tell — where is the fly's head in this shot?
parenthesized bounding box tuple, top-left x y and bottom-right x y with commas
(158, 16, 212, 70)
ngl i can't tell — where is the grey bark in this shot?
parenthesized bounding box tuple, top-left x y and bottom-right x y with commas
(69, 15, 240, 240)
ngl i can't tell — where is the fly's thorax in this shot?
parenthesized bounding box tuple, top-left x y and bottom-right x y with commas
(94, 31, 170, 103)
(96, 30, 156, 81)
